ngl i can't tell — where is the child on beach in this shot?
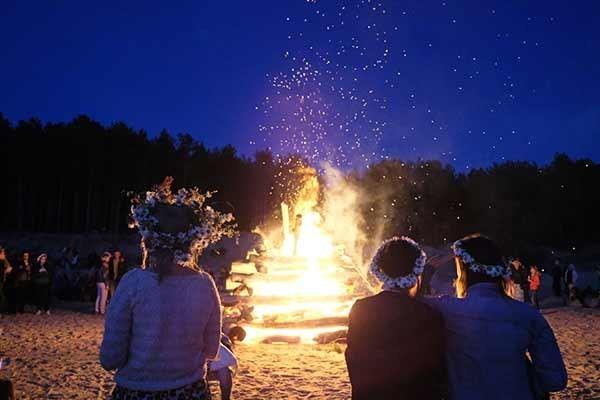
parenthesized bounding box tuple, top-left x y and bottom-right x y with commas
(529, 265, 541, 308)
(207, 333, 238, 400)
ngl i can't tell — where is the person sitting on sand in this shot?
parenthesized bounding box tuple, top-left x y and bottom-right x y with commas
(100, 177, 235, 400)
(207, 333, 238, 400)
(426, 234, 567, 399)
(345, 236, 446, 400)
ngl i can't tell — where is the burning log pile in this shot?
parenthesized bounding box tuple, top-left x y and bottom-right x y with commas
(221, 165, 373, 344)
(225, 250, 370, 344)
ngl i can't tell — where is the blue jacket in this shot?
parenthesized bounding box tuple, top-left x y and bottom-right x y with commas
(426, 283, 567, 400)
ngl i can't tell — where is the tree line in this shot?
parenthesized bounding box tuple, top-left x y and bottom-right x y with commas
(1, 113, 598, 255)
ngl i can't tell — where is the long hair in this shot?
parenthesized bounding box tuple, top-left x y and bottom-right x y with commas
(146, 248, 200, 282)
(454, 234, 509, 298)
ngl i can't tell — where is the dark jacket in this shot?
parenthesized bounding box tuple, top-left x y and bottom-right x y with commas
(0, 260, 10, 284)
(345, 291, 446, 400)
(511, 265, 530, 288)
(96, 265, 109, 284)
(108, 258, 126, 282)
(14, 263, 31, 287)
(32, 263, 52, 286)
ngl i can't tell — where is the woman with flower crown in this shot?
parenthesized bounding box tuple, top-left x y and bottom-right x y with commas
(345, 236, 446, 400)
(100, 178, 236, 400)
(426, 234, 567, 400)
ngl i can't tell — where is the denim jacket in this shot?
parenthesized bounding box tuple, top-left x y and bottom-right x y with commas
(426, 283, 567, 400)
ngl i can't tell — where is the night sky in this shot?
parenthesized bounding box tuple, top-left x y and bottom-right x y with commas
(1, 0, 599, 170)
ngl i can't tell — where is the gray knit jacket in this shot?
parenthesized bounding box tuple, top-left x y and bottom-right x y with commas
(100, 268, 221, 391)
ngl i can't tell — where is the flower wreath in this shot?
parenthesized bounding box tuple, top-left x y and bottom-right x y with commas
(369, 236, 427, 290)
(129, 177, 237, 269)
(452, 240, 509, 278)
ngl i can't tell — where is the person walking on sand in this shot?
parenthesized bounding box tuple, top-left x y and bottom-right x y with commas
(551, 259, 563, 297)
(563, 264, 578, 305)
(14, 251, 32, 313)
(510, 257, 529, 302)
(32, 253, 52, 315)
(346, 236, 446, 400)
(100, 177, 235, 400)
(529, 265, 541, 309)
(95, 252, 110, 315)
(0, 246, 13, 313)
(426, 234, 567, 400)
(107, 249, 126, 300)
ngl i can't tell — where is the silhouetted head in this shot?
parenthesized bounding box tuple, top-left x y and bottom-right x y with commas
(453, 234, 507, 298)
(146, 204, 197, 276)
(228, 325, 247, 342)
(153, 204, 195, 235)
(370, 236, 426, 296)
(377, 239, 421, 279)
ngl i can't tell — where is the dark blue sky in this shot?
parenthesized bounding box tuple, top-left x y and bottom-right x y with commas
(1, 0, 599, 169)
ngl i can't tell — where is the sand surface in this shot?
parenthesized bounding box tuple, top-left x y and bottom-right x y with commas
(0, 307, 598, 399)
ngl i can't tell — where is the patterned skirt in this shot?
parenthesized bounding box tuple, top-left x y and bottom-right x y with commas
(112, 380, 211, 400)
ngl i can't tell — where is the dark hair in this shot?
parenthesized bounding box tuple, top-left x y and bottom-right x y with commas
(146, 204, 197, 281)
(154, 204, 195, 234)
(228, 325, 247, 342)
(455, 234, 507, 298)
(377, 238, 421, 279)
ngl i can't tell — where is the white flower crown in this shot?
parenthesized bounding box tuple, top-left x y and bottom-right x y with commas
(452, 240, 509, 278)
(369, 236, 427, 290)
(130, 177, 236, 270)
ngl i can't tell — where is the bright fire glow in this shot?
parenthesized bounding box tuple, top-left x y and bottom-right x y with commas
(234, 166, 369, 344)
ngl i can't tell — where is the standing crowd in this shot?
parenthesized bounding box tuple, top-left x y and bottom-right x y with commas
(506, 257, 585, 308)
(0, 247, 53, 315)
(506, 257, 544, 307)
(93, 250, 127, 315)
(0, 245, 129, 316)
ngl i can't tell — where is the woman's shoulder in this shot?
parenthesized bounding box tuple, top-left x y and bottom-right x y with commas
(187, 270, 218, 286)
(422, 294, 459, 309)
(357, 292, 442, 312)
(505, 295, 543, 319)
(117, 267, 145, 284)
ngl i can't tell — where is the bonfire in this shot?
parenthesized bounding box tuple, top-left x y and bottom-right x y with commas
(225, 166, 372, 344)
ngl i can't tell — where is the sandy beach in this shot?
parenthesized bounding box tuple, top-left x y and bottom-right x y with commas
(1, 306, 599, 399)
